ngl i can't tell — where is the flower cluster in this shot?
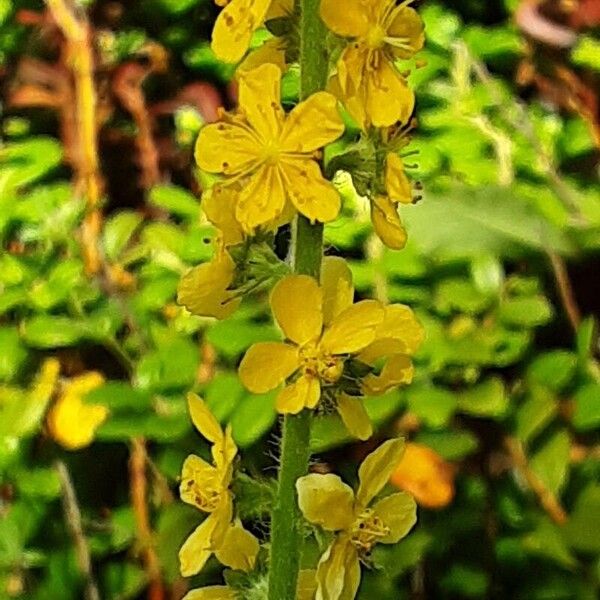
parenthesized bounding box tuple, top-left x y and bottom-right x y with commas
(176, 1, 424, 598)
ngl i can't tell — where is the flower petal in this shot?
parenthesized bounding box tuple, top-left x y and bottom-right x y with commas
(377, 304, 424, 354)
(386, 153, 412, 204)
(276, 375, 320, 413)
(179, 454, 219, 509)
(238, 342, 299, 393)
(238, 64, 284, 141)
(214, 522, 259, 572)
(236, 165, 287, 231)
(266, 0, 294, 19)
(316, 536, 361, 600)
(211, 0, 271, 63)
(387, 6, 425, 59)
(366, 59, 415, 127)
(179, 514, 217, 577)
(270, 275, 323, 345)
(336, 394, 372, 441)
(320, 0, 369, 37)
(177, 253, 240, 320)
(280, 92, 344, 153)
(281, 158, 341, 223)
(320, 300, 384, 355)
(183, 587, 236, 600)
(297, 570, 318, 600)
(202, 186, 244, 247)
(321, 256, 354, 326)
(187, 393, 222, 444)
(372, 492, 417, 543)
(296, 473, 355, 531)
(356, 437, 406, 507)
(238, 37, 288, 74)
(371, 194, 407, 250)
(361, 353, 414, 396)
(195, 119, 259, 175)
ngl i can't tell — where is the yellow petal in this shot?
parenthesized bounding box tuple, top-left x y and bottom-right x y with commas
(236, 165, 286, 231)
(211, 0, 271, 63)
(361, 353, 414, 396)
(187, 393, 223, 444)
(371, 194, 407, 250)
(266, 0, 294, 19)
(296, 473, 355, 530)
(372, 491, 417, 543)
(276, 375, 320, 413)
(237, 37, 288, 74)
(316, 536, 361, 600)
(179, 454, 219, 510)
(281, 158, 341, 223)
(202, 186, 244, 247)
(320, 256, 354, 326)
(238, 342, 299, 393)
(270, 275, 323, 345)
(238, 64, 284, 141)
(177, 253, 240, 320)
(210, 494, 234, 548)
(336, 394, 372, 441)
(213, 425, 238, 473)
(297, 570, 318, 600)
(366, 59, 414, 127)
(320, 300, 384, 355)
(320, 0, 369, 37)
(390, 442, 455, 509)
(280, 92, 344, 153)
(356, 437, 405, 507)
(377, 304, 424, 354)
(387, 5, 425, 59)
(195, 120, 259, 175)
(214, 522, 259, 572)
(179, 514, 218, 577)
(30, 357, 60, 406)
(182, 587, 236, 600)
(385, 153, 412, 204)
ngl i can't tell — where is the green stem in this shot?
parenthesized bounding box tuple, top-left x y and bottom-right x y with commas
(267, 2, 329, 598)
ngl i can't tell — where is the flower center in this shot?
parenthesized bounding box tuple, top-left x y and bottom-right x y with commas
(260, 140, 281, 165)
(366, 25, 386, 49)
(351, 509, 390, 553)
(299, 342, 344, 384)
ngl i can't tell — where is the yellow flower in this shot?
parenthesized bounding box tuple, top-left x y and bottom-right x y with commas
(390, 442, 455, 509)
(46, 372, 108, 450)
(195, 63, 345, 232)
(297, 438, 417, 600)
(371, 194, 407, 250)
(320, 0, 424, 129)
(179, 394, 258, 576)
(238, 36, 288, 73)
(177, 251, 241, 320)
(203, 186, 245, 248)
(183, 587, 236, 600)
(238, 263, 385, 414)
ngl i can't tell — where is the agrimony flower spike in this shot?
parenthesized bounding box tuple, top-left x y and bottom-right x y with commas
(179, 394, 258, 576)
(320, 0, 424, 129)
(195, 63, 345, 232)
(297, 438, 417, 600)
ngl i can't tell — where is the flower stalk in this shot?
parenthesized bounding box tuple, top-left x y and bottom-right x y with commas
(267, 1, 329, 598)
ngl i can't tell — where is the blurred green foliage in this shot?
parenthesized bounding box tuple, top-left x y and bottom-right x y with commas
(0, 0, 599, 599)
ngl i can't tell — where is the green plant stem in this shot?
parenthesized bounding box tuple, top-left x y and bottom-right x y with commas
(267, 1, 329, 598)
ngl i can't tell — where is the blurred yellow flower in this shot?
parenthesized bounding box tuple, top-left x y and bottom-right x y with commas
(391, 442, 455, 509)
(179, 394, 258, 576)
(297, 438, 416, 599)
(320, 0, 424, 129)
(195, 63, 345, 232)
(177, 251, 241, 320)
(238, 266, 385, 414)
(46, 372, 108, 450)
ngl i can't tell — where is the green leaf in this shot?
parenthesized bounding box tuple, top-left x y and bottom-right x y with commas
(230, 390, 277, 448)
(435, 278, 494, 315)
(21, 316, 86, 348)
(15, 468, 61, 500)
(457, 378, 508, 418)
(499, 296, 553, 328)
(527, 351, 578, 393)
(530, 430, 570, 494)
(572, 383, 600, 432)
(563, 485, 600, 554)
(515, 386, 557, 444)
(523, 517, 576, 569)
(470, 254, 504, 295)
(207, 318, 279, 360)
(103, 211, 144, 262)
(572, 36, 600, 72)
(27, 260, 84, 311)
(440, 564, 488, 598)
(406, 385, 457, 428)
(0, 328, 27, 382)
(415, 430, 479, 460)
(149, 185, 200, 219)
(205, 372, 245, 422)
(86, 382, 152, 412)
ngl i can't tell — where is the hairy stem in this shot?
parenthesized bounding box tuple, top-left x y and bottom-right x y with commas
(267, 1, 328, 598)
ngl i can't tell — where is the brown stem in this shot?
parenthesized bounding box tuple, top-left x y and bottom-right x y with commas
(55, 461, 100, 600)
(130, 438, 165, 600)
(547, 250, 581, 332)
(504, 436, 568, 525)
